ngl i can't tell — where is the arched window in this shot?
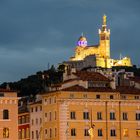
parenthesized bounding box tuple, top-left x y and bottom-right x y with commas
(3, 110, 9, 119)
(3, 128, 9, 138)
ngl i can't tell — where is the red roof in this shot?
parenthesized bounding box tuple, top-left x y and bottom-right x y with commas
(0, 88, 15, 92)
(130, 77, 140, 84)
(116, 86, 140, 95)
(73, 71, 110, 82)
(62, 85, 115, 92)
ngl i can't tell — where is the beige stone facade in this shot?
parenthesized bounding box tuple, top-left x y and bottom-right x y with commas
(41, 70, 140, 140)
(0, 89, 18, 140)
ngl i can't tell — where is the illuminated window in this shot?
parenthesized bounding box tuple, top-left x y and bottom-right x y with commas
(123, 112, 128, 120)
(21, 129, 25, 139)
(3, 128, 9, 138)
(3, 110, 9, 119)
(70, 111, 76, 119)
(123, 128, 128, 137)
(136, 129, 140, 137)
(83, 112, 89, 120)
(84, 129, 89, 136)
(22, 116, 25, 123)
(71, 128, 76, 136)
(98, 129, 103, 136)
(26, 128, 30, 138)
(19, 117, 22, 124)
(110, 112, 116, 120)
(97, 112, 102, 120)
(110, 129, 116, 136)
(136, 113, 140, 120)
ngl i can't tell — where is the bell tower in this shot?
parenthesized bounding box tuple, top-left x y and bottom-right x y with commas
(99, 15, 110, 58)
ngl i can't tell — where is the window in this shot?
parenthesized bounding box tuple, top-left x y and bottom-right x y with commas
(45, 129, 47, 135)
(97, 112, 102, 120)
(19, 129, 22, 139)
(70, 111, 76, 119)
(70, 94, 74, 98)
(32, 119, 34, 125)
(49, 98, 51, 104)
(0, 93, 4, 97)
(54, 111, 57, 120)
(136, 129, 140, 136)
(123, 128, 128, 137)
(19, 117, 22, 124)
(3, 128, 9, 138)
(35, 106, 38, 112)
(136, 113, 140, 120)
(22, 116, 25, 123)
(123, 112, 128, 120)
(45, 113, 47, 118)
(71, 128, 76, 136)
(55, 128, 57, 137)
(83, 112, 89, 120)
(40, 118, 42, 124)
(32, 131, 34, 139)
(40, 106, 42, 111)
(110, 112, 115, 120)
(54, 97, 56, 103)
(121, 95, 126, 99)
(3, 110, 9, 119)
(98, 129, 103, 136)
(83, 94, 87, 98)
(135, 96, 139, 100)
(84, 129, 89, 136)
(31, 107, 33, 112)
(110, 129, 116, 136)
(50, 128, 52, 138)
(22, 129, 25, 139)
(36, 130, 38, 139)
(110, 95, 114, 99)
(96, 95, 100, 99)
(26, 128, 30, 138)
(36, 118, 38, 125)
(49, 112, 52, 121)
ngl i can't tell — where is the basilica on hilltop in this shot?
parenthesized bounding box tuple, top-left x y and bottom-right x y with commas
(64, 15, 132, 69)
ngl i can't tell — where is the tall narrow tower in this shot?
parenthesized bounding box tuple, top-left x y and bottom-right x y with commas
(99, 15, 110, 58)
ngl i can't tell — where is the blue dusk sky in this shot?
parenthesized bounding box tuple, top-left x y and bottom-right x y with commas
(0, 0, 140, 82)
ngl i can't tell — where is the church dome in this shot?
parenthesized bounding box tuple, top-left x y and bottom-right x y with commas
(77, 36, 87, 47)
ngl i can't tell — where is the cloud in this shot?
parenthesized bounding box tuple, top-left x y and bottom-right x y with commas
(0, 0, 140, 82)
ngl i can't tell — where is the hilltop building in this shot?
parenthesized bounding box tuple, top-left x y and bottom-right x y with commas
(64, 15, 132, 69)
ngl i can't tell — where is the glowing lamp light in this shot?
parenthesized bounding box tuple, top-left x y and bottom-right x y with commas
(77, 40, 87, 47)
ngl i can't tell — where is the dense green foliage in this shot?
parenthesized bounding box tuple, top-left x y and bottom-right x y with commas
(0, 65, 63, 97)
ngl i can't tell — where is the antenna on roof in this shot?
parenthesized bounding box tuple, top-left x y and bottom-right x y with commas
(81, 32, 84, 37)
